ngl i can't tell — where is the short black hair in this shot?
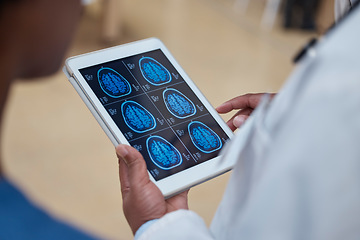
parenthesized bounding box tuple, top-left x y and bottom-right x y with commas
(0, 0, 21, 7)
(0, 0, 21, 13)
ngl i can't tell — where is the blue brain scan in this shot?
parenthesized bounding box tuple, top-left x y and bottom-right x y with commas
(163, 88, 196, 119)
(139, 57, 172, 86)
(121, 101, 156, 133)
(97, 67, 131, 98)
(188, 121, 222, 153)
(146, 136, 182, 170)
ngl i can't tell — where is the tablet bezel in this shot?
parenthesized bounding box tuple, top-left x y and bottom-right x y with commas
(64, 38, 235, 197)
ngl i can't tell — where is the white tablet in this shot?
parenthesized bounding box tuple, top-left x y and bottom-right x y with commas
(63, 38, 234, 198)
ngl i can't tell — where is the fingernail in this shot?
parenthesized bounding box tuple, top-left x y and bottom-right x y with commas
(117, 146, 129, 160)
(233, 115, 246, 128)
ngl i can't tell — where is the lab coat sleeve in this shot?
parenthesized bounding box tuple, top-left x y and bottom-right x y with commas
(136, 210, 214, 240)
(335, 0, 351, 21)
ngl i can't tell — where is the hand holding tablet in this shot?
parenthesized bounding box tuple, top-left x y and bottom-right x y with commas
(63, 38, 234, 197)
(116, 143, 189, 234)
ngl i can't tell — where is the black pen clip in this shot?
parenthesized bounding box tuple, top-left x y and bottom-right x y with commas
(293, 37, 318, 63)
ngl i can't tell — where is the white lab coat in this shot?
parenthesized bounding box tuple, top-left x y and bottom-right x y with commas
(136, 2, 360, 240)
(335, 0, 356, 21)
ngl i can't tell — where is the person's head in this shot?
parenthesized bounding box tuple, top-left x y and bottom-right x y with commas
(0, 0, 84, 176)
(0, 0, 83, 80)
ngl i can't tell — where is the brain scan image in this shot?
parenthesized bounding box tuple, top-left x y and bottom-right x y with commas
(139, 57, 171, 86)
(188, 121, 222, 153)
(97, 67, 131, 98)
(163, 88, 196, 119)
(146, 136, 182, 170)
(121, 101, 157, 133)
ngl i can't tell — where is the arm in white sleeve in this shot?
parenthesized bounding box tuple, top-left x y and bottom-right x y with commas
(135, 210, 214, 240)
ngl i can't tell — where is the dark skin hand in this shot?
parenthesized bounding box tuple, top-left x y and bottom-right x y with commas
(216, 93, 276, 131)
(117, 144, 189, 235)
(117, 93, 275, 235)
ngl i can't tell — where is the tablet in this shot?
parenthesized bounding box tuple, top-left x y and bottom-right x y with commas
(63, 38, 234, 198)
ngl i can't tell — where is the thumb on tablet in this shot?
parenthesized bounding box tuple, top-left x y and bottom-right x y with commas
(116, 144, 167, 234)
(116, 144, 150, 189)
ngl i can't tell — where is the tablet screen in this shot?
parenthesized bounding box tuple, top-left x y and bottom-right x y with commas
(79, 49, 230, 181)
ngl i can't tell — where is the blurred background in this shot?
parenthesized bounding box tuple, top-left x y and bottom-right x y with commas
(3, 0, 333, 239)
